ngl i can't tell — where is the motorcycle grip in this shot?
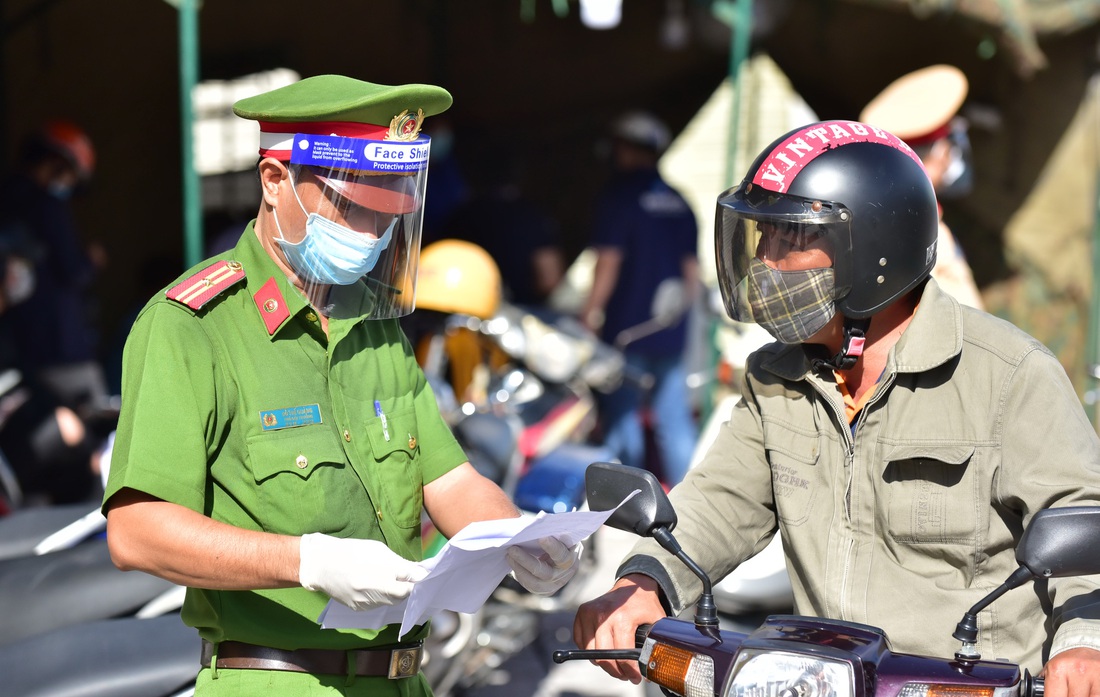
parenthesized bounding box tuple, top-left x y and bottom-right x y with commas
(1030, 676, 1044, 697)
(548, 623, 653, 664)
(552, 649, 640, 663)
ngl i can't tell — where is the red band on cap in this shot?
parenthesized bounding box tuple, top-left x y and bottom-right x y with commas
(902, 122, 951, 148)
(257, 120, 391, 158)
(752, 121, 926, 194)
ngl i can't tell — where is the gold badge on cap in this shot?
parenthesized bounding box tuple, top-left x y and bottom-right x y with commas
(386, 109, 425, 141)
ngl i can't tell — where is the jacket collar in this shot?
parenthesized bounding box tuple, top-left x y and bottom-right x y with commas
(759, 278, 963, 381)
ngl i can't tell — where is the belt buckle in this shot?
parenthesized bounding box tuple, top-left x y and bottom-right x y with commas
(388, 646, 421, 679)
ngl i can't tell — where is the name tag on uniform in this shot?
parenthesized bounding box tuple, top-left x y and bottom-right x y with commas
(259, 404, 323, 431)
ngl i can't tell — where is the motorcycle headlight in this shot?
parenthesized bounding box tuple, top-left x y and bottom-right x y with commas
(724, 650, 854, 697)
(639, 637, 715, 697)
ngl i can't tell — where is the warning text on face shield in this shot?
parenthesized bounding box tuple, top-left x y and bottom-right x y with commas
(290, 134, 429, 173)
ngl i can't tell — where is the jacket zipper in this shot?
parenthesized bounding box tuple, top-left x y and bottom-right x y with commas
(840, 371, 895, 621)
(809, 379, 856, 619)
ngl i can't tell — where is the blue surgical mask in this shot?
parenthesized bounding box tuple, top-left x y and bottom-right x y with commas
(274, 175, 398, 286)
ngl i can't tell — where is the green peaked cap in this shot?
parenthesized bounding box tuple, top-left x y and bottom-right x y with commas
(232, 74, 452, 126)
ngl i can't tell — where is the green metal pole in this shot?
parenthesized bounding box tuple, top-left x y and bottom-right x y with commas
(703, 0, 753, 427)
(1086, 176, 1100, 428)
(179, 0, 202, 268)
(724, 0, 752, 190)
(1084, 78, 1100, 429)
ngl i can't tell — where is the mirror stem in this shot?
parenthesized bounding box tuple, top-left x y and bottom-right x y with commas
(652, 527, 719, 627)
(953, 566, 1034, 646)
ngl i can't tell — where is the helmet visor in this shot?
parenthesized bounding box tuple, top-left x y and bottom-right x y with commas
(715, 184, 853, 324)
(282, 133, 431, 320)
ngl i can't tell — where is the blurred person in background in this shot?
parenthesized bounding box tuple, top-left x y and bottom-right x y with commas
(0, 120, 110, 412)
(860, 64, 984, 309)
(0, 223, 101, 505)
(441, 144, 565, 307)
(580, 111, 699, 486)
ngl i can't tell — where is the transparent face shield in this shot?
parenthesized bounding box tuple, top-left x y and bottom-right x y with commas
(715, 185, 853, 343)
(276, 133, 431, 319)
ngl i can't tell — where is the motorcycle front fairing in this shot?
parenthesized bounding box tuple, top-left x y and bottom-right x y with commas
(641, 615, 1024, 697)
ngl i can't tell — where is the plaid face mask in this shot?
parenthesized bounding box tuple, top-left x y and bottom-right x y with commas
(746, 258, 836, 344)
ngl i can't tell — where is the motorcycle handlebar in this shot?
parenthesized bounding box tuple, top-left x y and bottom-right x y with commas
(1026, 674, 1044, 697)
(550, 623, 654, 665)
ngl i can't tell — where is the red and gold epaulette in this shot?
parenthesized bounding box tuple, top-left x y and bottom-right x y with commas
(165, 260, 246, 310)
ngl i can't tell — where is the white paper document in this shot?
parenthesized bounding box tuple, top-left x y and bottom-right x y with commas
(317, 490, 638, 637)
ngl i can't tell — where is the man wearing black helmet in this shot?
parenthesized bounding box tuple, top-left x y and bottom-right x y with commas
(573, 121, 1100, 696)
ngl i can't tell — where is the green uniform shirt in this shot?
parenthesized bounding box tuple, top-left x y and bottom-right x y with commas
(103, 223, 467, 651)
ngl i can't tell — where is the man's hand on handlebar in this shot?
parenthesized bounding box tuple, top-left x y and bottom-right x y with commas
(1041, 647, 1100, 697)
(573, 573, 667, 684)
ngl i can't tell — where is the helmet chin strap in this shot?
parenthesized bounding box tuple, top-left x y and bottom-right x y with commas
(811, 317, 870, 372)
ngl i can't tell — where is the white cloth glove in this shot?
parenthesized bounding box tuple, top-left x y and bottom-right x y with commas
(505, 536, 583, 595)
(298, 533, 428, 611)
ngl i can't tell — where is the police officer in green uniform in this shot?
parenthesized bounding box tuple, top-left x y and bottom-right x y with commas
(102, 75, 581, 696)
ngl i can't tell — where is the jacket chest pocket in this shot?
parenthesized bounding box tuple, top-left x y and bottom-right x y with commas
(366, 407, 423, 530)
(246, 427, 353, 535)
(763, 424, 820, 526)
(881, 444, 979, 544)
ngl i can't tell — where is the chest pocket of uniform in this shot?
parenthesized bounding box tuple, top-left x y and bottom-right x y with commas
(366, 407, 422, 530)
(246, 427, 352, 536)
(763, 422, 819, 526)
(881, 444, 977, 545)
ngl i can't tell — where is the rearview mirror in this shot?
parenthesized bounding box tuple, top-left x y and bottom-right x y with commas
(585, 462, 677, 537)
(1017, 507, 1100, 578)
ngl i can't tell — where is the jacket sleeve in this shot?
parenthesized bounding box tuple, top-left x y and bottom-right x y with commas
(617, 366, 779, 615)
(996, 344, 1100, 659)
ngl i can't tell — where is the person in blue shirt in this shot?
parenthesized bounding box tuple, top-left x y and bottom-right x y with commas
(0, 121, 109, 411)
(580, 111, 699, 485)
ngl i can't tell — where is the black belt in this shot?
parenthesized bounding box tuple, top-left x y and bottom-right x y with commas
(200, 639, 423, 679)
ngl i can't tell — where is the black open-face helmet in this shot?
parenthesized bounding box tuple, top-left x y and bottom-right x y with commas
(716, 121, 938, 324)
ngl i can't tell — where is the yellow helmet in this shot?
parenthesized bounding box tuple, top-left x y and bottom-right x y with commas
(415, 239, 502, 319)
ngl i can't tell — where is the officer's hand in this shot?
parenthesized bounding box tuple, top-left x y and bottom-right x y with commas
(506, 536, 582, 595)
(1040, 647, 1100, 697)
(574, 574, 666, 684)
(298, 533, 428, 611)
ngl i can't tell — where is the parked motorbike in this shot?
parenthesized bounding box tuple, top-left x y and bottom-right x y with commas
(413, 299, 624, 695)
(0, 615, 197, 697)
(554, 461, 1090, 697)
(0, 434, 194, 696)
(0, 530, 194, 697)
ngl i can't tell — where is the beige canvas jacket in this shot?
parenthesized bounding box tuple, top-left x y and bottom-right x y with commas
(621, 279, 1100, 672)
